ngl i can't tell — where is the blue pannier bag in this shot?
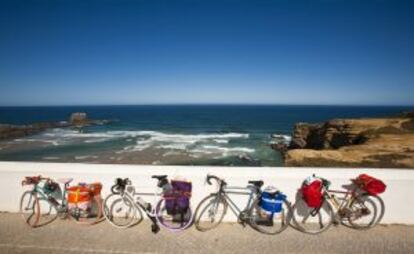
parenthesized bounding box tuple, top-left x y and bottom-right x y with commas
(260, 188, 286, 214)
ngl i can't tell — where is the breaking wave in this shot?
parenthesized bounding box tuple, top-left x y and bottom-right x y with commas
(270, 134, 292, 145)
(19, 128, 255, 159)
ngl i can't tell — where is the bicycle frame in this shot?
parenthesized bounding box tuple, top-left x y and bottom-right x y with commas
(30, 181, 69, 213)
(112, 181, 190, 232)
(323, 187, 356, 214)
(215, 184, 258, 220)
(119, 187, 163, 217)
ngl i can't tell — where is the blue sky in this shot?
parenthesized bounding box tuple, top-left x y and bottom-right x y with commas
(0, 0, 413, 106)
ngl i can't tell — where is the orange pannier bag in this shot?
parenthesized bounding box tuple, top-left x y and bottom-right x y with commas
(67, 185, 92, 204)
(88, 182, 102, 196)
(67, 182, 102, 204)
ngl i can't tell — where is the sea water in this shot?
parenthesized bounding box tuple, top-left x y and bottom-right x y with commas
(0, 105, 412, 166)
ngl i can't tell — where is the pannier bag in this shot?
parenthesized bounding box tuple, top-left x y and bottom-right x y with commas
(67, 182, 102, 210)
(256, 186, 286, 226)
(301, 177, 323, 208)
(354, 174, 386, 195)
(260, 186, 286, 214)
(165, 180, 192, 215)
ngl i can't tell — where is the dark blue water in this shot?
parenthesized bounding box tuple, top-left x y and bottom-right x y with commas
(0, 105, 412, 166)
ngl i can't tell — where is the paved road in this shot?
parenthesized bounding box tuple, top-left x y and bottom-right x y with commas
(0, 213, 413, 254)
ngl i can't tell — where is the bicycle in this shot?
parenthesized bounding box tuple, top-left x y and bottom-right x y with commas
(20, 176, 103, 227)
(193, 174, 291, 235)
(292, 175, 384, 234)
(102, 175, 193, 233)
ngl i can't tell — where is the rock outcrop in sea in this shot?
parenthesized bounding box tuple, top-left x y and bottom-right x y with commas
(0, 112, 110, 140)
(273, 112, 414, 168)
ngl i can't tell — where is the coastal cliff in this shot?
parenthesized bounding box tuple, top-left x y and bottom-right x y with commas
(0, 113, 110, 140)
(279, 112, 414, 168)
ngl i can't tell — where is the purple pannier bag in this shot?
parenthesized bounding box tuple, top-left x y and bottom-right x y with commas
(165, 180, 192, 215)
(171, 180, 192, 193)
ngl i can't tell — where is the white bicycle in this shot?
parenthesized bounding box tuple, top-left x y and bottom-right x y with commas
(102, 175, 193, 233)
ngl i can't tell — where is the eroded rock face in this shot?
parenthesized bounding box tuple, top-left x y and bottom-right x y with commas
(0, 122, 70, 140)
(281, 113, 414, 168)
(0, 113, 110, 140)
(70, 112, 88, 125)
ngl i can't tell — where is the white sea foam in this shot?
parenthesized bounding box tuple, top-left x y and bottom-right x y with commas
(157, 143, 188, 150)
(43, 129, 248, 143)
(84, 138, 111, 143)
(213, 139, 229, 144)
(111, 131, 251, 153)
(75, 155, 98, 160)
(34, 128, 254, 159)
(14, 138, 59, 146)
(200, 145, 255, 153)
(271, 134, 292, 144)
(43, 156, 60, 160)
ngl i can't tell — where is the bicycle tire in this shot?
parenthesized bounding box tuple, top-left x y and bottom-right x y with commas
(291, 199, 334, 234)
(194, 194, 228, 232)
(35, 196, 59, 227)
(248, 197, 292, 235)
(155, 196, 193, 232)
(102, 193, 137, 228)
(347, 195, 377, 230)
(368, 194, 385, 226)
(20, 191, 40, 227)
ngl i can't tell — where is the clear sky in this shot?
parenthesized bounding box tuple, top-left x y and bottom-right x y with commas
(0, 0, 413, 106)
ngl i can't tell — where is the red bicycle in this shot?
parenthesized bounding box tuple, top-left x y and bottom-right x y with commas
(292, 174, 385, 234)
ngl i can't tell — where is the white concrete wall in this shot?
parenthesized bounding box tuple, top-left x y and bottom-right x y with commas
(0, 161, 413, 224)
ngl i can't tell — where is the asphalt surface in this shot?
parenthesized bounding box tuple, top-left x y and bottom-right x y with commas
(0, 213, 413, 254)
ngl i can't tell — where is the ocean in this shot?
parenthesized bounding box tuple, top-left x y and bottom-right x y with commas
(0, 105, 412, 166)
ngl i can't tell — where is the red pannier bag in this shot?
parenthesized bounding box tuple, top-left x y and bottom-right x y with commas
(354, 174, 386, 195)
(301, 180, 323, 208)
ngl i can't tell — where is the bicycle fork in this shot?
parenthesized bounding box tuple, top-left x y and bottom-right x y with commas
(137, 200, 160, 234)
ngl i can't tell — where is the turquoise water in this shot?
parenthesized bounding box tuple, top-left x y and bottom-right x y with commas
(0, 105, 412, 166)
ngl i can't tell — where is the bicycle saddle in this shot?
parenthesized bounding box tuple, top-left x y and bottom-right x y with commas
(58, 178, 73, 185)
(151, 175, 168, 180)
(248, 180, 264, 188)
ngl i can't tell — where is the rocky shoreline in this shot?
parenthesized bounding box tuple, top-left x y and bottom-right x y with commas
(272, 112, 414, 168)
(0, 113, 110, 140)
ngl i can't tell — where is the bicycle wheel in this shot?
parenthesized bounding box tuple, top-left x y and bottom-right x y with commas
(69, 194, 103, 225)
(292, 198, 334, 234)
(347, 195, 377, 229)
(368, 194, 385, 226)
(20, 191, 40, 227)
(102, 193, 138, 228)
(249, 198, 292, 235)
(155, 197, 193, 231)
(35, 196, 58, 227)
(194, 194, 228, 232)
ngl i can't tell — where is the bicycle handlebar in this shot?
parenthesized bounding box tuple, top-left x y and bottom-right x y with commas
(21, 175, 50, 186)
(206, 174, 225, 186)
(111, 178, 130, 194)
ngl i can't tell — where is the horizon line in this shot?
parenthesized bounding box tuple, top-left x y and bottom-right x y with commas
(0, 103, 414, 108)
